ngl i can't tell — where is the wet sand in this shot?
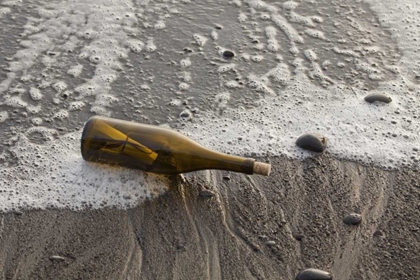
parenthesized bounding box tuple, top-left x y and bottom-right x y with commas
(1, 155, 419, 280)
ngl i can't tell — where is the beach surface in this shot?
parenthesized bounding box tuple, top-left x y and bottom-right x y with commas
(1, 156, 419, 279)
(1, 0, 420, 278)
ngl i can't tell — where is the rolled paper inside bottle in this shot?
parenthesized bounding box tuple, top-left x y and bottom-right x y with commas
(253, 161, 271, 176)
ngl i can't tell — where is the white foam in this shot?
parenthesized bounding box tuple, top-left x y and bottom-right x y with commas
(0, 132, 168, 212)
(182, 73, 419, 169)
(29, 87, 43, 101)
(4, 96, 28, 108)
(218, 63, 236, 73)
(0, 111, 9, 122)
(0, 7, 11, 18)
(180, 58, 192, 68)
(67, 65, 83, 78)
(193, 34, 207, 47)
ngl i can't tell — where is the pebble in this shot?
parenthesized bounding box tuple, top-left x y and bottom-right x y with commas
(266, 240, 276, 246)
(343, 213, 362, 225)
(294, 234, 305, 241)
(296, 133, 327, 152)
(364, 93, 392, 103)
(49, 255, 66, 262)
(179, 109, 192, 120)
(123, 194, 132, 200)
(199, 190, 214, 198)
(295, 268, 332, 280)
(222, 50, 235, 58)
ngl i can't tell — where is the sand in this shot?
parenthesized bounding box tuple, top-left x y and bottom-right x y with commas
(1, 155, 419, 279)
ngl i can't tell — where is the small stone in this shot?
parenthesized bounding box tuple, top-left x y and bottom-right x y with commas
(295, 234, 305, 241)
(177, 245, 186, 252)
(179, 109, 192, 120)
(183, 47, 193, 53)
(222, 50, 235, 58)
(296, 133, 327, 152)
(49, 255, 66, 262)
(364, 93, 392, 103)
(252, 244, 261, 251)
(258, 235, 268, 240)
(343, 213, 362, 225)
(199, 190, 214, 198)
(222, 175, 231, 181)
(266, 240, 276, 246)
(295, 268, 332, 280)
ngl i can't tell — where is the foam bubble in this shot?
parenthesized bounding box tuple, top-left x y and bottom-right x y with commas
(178, 82, 190, 91)
(126, 39, 144, 53)
(251, 55, 264, 63)
(288, 12, 315, 28)
(218, 63, 236, 73)
(31, 118, 43, 126)
(303, 49, 318, 62)
(68, 101, 86, 111)
(305, 29, 327, 40)
(67, 64, 83, 77)
(193, 34, 207, 47)
(238, 13, 247, 23)
(4, 96, 28, 108)
(0, 111, 9, 123)
(154, 20, 166, 30)
(333, 47, 359, 58)
(225, 80, 242, 89)
(179, 71, 192, 82)
(29, 87, 43, 101)
(53, 109, 69, 119)
(265, 26, 280, 52)
(180, 57, 192, 68)
(26, 105, 42, 114)
(211, 30, 218, 40)
(282, 1, 299, 10)
(0, 7, 11, 18)
(52, 81, 68, 93)
(146, 39, 157, 52)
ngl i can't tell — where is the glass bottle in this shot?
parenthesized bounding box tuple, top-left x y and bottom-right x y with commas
(81, 116, 271, 176)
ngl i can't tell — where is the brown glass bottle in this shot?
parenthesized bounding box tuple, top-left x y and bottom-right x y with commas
(81, 116, 271, 176)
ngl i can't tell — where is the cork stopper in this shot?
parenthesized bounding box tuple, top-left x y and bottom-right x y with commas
(253, 161, 271, 176)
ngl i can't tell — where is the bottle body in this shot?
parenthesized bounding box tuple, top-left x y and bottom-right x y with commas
(81, 116, 270, 175)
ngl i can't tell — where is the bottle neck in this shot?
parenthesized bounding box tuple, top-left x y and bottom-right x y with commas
(184, 149, 255, 174)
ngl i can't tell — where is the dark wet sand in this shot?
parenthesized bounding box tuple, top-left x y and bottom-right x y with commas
(1, 155, 419, 280)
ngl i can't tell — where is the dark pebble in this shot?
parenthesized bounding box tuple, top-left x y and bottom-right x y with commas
(177, 245, 186, 252)
(364, 93, 392, 103)
(296, 133, 327, 152)
(222, 175, 231, 181)
(222, 50, 235, 58)
(343, 213, 362, 225)
(183, 47, 193, 53)
(199, 190, 214, 198)
(295, 234, 305, 241)
(179, 109, 192, 119)
(295, 268, 332, 280)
